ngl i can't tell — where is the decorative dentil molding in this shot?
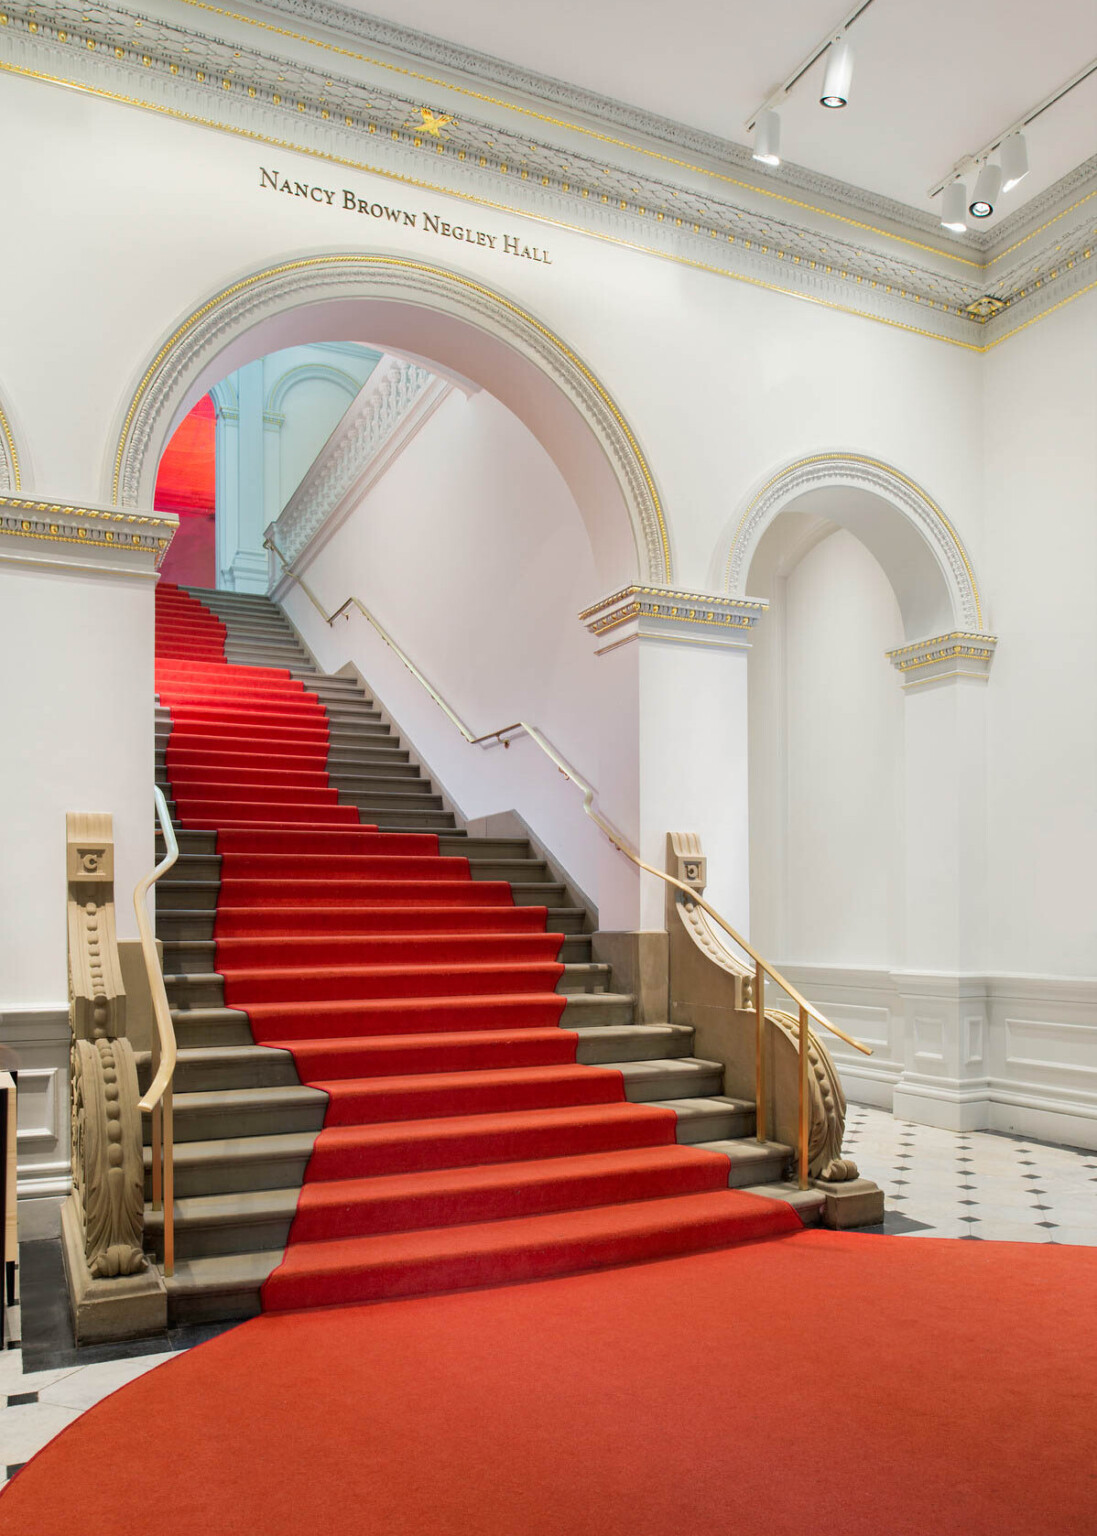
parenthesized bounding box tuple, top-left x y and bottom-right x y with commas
(581, 584, 768, 654)
(2, 2, 1093, 350)
(0, 493, 176, 570)
(720, 452, 987, 634)
(270, 353, 442, 567)
(886, 631, 998, 688)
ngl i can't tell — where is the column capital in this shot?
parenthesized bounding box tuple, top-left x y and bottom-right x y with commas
(0, 493, 175, 579)
(579, 584, 768, 655)
(886, 631, 998, 689)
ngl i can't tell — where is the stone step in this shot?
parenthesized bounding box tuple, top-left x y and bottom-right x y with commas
(146, 1188, 297, 1261)
(467, 858, 548, 882)
(556, 962, 611, 995)
(509, 881, 572, 908)
(572, 1023, 693, 1063)
(616, 1057, 725, 1102)
(740, 1181, 826, 1225)
(162, 932, 594, 970)
(165, 1084, 328, 1142)
(156, 905, 592, 943)
(650, 1096, 756, 1142)
(693, 1138, 792, 1188)
(337, 790, 445, 811)
(559, 991, 635, 1027)
(164, 971, 224, 1007)
(327, 765, 426, 786)
(171, 1006, 254, 1049)
(160, 1250, 289, 1324)
(136, 1043, 298, 1093)
(143, 1131, 316, 1200)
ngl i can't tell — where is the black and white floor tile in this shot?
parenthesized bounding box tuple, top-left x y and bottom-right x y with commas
(844, 1104, 1097, 1243)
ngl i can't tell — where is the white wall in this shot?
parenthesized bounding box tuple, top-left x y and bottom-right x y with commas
(749, 526, 905, 968)
(982, 293, 1097, 978)
(0, 549, 155, 1206)
(282, 386, 611, 905)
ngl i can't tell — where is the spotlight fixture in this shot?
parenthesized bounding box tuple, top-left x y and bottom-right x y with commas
(752, 108, 781, 167)
(940, 181, 968, 233)
(1000, 132, 1029, 194)
(820, 37, 854, 107)
(969, 162, 1002, 218)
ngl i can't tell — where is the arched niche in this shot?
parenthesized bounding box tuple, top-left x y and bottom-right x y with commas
(108, 252, 670, 586)
(714, 452, 988, 639)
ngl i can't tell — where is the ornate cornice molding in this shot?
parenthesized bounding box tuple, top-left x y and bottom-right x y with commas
(886, 631, 998, 688)
(581, 584, 768, 654)
(720, 453, 986, 634)
(270, 353, 444, 567)
(2, 2, 1093, 350)
(0, 494, 176, 570)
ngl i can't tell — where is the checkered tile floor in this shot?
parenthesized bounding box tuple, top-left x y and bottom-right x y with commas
(845, 1104, 1097, 1242)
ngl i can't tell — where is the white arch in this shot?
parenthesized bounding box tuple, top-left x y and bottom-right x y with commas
(108, 251, 670, 586)
(265, 360, 366, 418)
(714, 451, 987, 638)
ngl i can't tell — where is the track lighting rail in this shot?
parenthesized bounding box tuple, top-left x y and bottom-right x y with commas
(744, 0, 877, 132)
(928, 55, 1097, 199)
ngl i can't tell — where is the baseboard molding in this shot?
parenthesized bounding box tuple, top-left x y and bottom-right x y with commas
(777, 964, 1097, 1149)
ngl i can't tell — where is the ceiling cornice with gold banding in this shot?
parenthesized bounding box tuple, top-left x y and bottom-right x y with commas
(2, 1, 1095, 349)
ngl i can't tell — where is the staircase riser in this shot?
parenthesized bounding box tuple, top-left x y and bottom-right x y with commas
(168, 1103, 327, 1140)
(147, 1215, 294, 1262)
(145, 1154, 312, 1200)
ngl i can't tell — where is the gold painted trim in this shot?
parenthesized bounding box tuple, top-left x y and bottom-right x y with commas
(110, 250, 670, 575)
(579, 582, 768, 618)
(0, 401, 20, 489)
(723, 453, 985, 630)
(177, 0, 984, 269)
(0, 494, 176, 530)
(0, 58, 1028, 361)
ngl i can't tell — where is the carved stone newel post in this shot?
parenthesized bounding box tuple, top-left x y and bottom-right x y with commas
(62, 813, 166, 1340)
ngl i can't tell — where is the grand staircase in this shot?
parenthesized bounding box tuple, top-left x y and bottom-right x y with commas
(148, 584, 820, 1322)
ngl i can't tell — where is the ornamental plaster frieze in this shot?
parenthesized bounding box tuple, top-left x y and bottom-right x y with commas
(0, 493, 176, 573)
(3, 3, 1093, 349)
(580, 585, 768, 655)
(270, 354, 444, 567)
(886, 632, 998, 688)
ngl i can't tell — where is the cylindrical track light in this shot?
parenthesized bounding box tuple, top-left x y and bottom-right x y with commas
(1000, 132, 1029, 194)
(941, 181, 968, 233)
(969, 162, 1002, 218)
(752, 108, 781, 167)
(820, 37, 854, 108)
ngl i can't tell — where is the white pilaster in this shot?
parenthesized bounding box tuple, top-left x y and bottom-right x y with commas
(581, 586, 767, 932)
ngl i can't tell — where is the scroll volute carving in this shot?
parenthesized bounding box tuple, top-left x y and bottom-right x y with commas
(66, 812, 146, 1276)
(665, 830, 858, 1183)
(67, 812, 127, 1043)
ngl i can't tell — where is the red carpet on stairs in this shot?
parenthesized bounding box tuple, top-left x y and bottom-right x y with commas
(154, 582, 802, 1311)
(4, 1234, 1095, 1535)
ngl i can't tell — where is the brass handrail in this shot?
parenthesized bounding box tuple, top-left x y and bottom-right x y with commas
(266, 535, 872, 1186)
(134, 785, 179, 1275)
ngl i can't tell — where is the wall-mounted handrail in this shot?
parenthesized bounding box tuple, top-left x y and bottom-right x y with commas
(134, 785, 179, 1275)
(266, 534, 872, 1186)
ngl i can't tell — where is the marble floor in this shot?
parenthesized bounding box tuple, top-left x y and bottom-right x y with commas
(1, 1107, 1094, 1493)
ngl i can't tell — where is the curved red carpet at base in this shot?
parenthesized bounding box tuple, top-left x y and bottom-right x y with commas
(3, 1230, 1095, 1536)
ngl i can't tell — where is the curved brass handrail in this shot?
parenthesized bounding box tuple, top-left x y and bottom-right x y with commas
(134, 784, 179, 1274)
(266, 535, 873, 1070)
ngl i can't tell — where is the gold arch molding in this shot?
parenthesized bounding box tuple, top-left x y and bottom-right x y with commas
(0, 398, 22, 493)
(110, 252, 671, 584)
(717, 451, 986, 634)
